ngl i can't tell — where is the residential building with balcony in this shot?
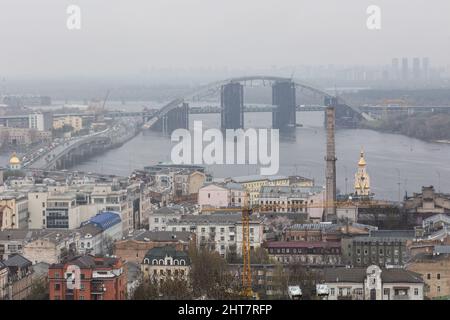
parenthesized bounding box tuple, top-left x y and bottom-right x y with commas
(266, 241, 342, 266)
(48, 255, 127, 300)
(166, 213, 264, 257)
(323, 265, 424, 300)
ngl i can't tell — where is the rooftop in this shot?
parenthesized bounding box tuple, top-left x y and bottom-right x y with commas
(144, 245, 190, 263)
(50, 255, 121, 270)
(266, 241, 341, 249)
(323, 267, 423, 284)
(4, 254, 32, 269)
(81, 211, 121, 231)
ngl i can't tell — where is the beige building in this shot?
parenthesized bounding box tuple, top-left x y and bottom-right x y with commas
(323, 265, 424, 300)
(0, 261, 8, 300)
(53, 116, 83, 132)
(114, 230, 194, 264)
(141, 246, 190, 283)
(406, 251, 450, 299)
(0, 192, 28, 229)
(230, 175, 290, 207)
(0, 127, 50, 146)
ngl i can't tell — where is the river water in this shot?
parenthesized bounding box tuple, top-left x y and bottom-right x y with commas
(2, 110, 449, 202)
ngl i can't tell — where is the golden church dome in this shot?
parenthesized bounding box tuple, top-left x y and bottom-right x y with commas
(358, 150, 366, 166)
(9, 153, 21, 165)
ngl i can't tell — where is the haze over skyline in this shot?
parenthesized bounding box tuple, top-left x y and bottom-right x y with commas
(0, 0, 449, 79)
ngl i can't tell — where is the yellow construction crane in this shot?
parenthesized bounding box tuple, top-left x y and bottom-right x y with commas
(202, 199, 393, 298)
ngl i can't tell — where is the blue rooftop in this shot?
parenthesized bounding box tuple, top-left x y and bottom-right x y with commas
(81, 211, 121, 231)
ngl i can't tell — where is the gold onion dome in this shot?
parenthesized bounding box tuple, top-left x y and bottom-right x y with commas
(358, 150, 366, 167)
(9, 153, 21, 165)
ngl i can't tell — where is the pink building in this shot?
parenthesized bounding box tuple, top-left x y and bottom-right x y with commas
(198, 183, 248, 209)
(198, 184, 229, 209)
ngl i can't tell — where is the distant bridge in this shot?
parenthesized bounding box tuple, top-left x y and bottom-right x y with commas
(141, 75, 374, 132)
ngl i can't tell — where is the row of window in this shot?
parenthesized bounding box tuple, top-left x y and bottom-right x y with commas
(269, 248, 340, 254)
(143, 258, 186, 266)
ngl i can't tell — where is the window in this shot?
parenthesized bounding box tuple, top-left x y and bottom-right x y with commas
(79, 296, 84, 300)
(338, 288, 343, 296)
(414, 288, 419, 296)
(54, 283, 60, 291)
(330, 288, 335, 296)
(437, 273, 441, 280)
(154, 218, 159, 223)
(437, 286, 441, 293)
(384, 288, 390, 296)
(80, 284, 85, 291)
(427, 273, 431, 280)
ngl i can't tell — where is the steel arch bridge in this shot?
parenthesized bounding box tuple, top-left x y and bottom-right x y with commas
(143, 75, 372, 129)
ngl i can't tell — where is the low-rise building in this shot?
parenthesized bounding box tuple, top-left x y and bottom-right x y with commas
(167, 213, 264, 258)
(22, 230, 79, 264)
(342, 230, 415, 267)
(230, 175, 290, 207)
(0, 261, 8, 299)
(53, 116, 83, 132)
(78, 211, 123, 255)
(48, 255, 127, 300)
(114, 230, 194, 264)
(404, 186, 450, 225)
(323, 265, 424, 300)
(259, 186, 324, 215)
(0, 192, 28, 229)
(406, 249, 450, 299)
(148, 206, 185, 231)
(198, 182, 248, 210)
(266, 241, 342, 266)
(141, 246, 190, 282)
(3, 254, 34, 300)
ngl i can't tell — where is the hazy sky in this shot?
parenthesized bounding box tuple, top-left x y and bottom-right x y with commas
(0, 0, 449, 77)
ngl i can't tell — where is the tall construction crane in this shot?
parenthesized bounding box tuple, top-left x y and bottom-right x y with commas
(202, 198, 393, 298)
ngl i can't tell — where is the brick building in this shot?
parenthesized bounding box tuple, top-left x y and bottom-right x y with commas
(114, 230, 194, 264)
(48, 255, 127, 300)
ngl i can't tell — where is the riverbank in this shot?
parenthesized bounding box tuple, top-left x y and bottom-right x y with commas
(359, 113, 450, 143)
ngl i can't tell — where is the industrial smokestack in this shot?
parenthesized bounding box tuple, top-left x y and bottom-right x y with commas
(325, 102, 337, 221)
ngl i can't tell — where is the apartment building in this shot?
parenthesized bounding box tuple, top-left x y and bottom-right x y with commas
(259, 186, 324, 214)
(48, 255, 127, 300)
(406, 248, 450, 299)
(2, 254, 34, 300)
(198, 182, 248, 210)
(78, 211, 122, 255)
(0, 192, 28, 229)
(341, 230, 415, 267)
(45, 192, 99, 229)
(323, 265, 424, 300)
(53, 116, 83, 132)
(166, 213, 264, 257)
(267, 241, 342, 266)
(230, 175, 290, 207)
